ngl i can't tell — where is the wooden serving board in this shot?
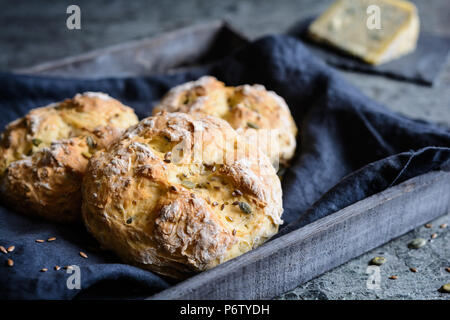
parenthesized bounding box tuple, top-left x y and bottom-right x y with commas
(14, 21, 450, 300)
(14, 20, 248, 78)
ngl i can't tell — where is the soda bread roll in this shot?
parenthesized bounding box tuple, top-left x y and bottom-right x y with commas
(82, 112, 283, 278)
(153, 76, 298, 167)
(0, 92, 139, 223)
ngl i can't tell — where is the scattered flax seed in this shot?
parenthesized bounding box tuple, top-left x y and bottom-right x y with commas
(169, 186, 177, 192)
(425, 223, 432, 228)
(440, 224, 448, 229)
(220, 204, 225, 211)
(35, 239, 45, 243)
(6, 259, 13, 267)
(126, 217, 133, 224)
(232, 229, 237, 236)
(64, 266, 73, 270)
(54, 265, 61, 271)
(431, 233, 438, 239)
(47, 237, 56, 242)
(79, 251, 88, 259)
(226, 216, 233, 222)
(40, 268, 48, 272)
(410, 267, 418, 273)
(389, 275, 398, 280)
(0, 246, 7, 254)
(213, 186, 220, 190)
(212, 201, 219, 207)
(445, 267, 450, 273)
(7, 246, 15, 252)
(232, 201, 239, 206)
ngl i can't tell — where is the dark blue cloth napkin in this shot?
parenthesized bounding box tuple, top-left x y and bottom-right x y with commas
(0, 35, 449, 299)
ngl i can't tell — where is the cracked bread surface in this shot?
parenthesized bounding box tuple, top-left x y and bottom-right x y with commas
(82, 112, 283, 278)
(153, 76, 298, 167)
(0, 92, 139, 222)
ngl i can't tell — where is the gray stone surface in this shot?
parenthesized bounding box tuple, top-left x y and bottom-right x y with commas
(0, 0, 448, 300)
(277, 214, 450, 300)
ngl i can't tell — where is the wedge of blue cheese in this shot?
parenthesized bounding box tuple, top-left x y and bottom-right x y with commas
(308, 0, 420, 65)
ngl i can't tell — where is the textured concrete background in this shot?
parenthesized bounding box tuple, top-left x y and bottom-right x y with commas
(0, 0, 449, 299)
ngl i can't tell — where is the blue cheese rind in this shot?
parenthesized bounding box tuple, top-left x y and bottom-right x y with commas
(308, 0, 420, 65)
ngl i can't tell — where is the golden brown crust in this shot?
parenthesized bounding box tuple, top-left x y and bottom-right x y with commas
(82, 112, 283, 278)
(153, 76, 298, 166)
(0, 92, 139, 223)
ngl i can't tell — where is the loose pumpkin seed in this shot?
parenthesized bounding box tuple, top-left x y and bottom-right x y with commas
(277, 165, 287, 178)
(247, 122, 259, 129)
(441, 283, 450, 293)
(238, 201, 252, 214)
(232, 190, 243, 197)
(408, 238, 426, 249)
(86, 136, 96, 149)
(32, 138, 42, 147)
(181, 180, 195, 189)
(370, 256, 386, 266)
(82, 151, 92, 159)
